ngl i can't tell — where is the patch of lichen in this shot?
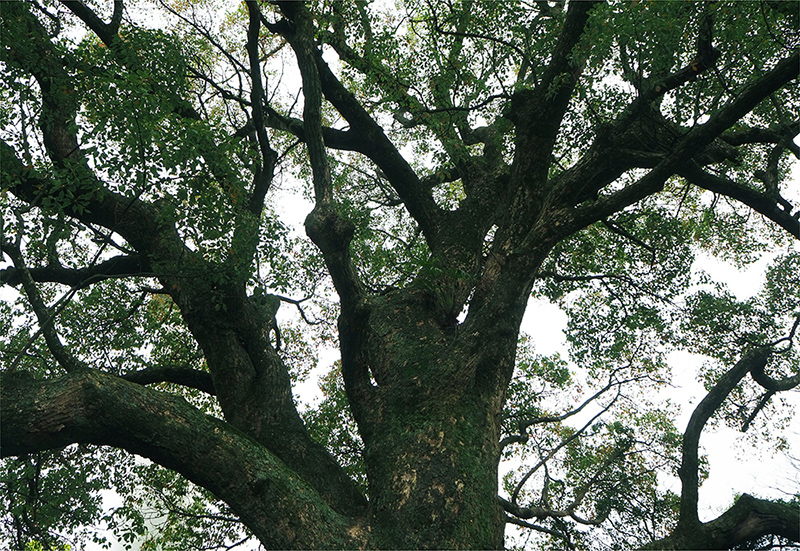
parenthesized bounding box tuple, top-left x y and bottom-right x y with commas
(361, 394, 503, 548)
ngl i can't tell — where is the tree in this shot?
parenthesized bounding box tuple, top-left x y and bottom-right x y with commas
(1, 0, 798, 549)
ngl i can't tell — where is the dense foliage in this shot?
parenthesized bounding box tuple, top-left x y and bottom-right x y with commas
(1, 1, 798, 549)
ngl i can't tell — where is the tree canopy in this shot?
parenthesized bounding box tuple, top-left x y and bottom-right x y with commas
(1, 1, 799, 549)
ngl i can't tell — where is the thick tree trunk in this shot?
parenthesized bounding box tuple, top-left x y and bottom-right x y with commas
(336, 289, 517, 549)
(363, 391, 505, 548)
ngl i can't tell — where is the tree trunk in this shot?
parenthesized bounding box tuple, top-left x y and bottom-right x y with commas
(363, 389, 505, 548)
(337, 288, 518, 548)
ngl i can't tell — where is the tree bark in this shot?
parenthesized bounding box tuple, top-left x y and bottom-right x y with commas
(641, 494, 799, 550)
(0, 369, 365, 549)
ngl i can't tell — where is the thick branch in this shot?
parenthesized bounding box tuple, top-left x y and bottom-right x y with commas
(317, 60, 442, 243)
(264, 106, 363, 151)
(539, 0, 601, 105)
(4, 1, 370, 525)
(509, 0, 600, 137)
(266, 8, 442, 244)
(0, 369, 364, 549)
(3, 10, 367, 517)
(276, 3, 331, 206)
(707, 494, 800, 547)
(464, 3, 602, 347)
(275, 2, 364, 307)
(722, 122, 800, 158)
(677, 348, 770, 530)
(1, 139, 185, 266)
(565, 49, 800, 236)
(60, 0, 122, 46)
(749, 356, 800, 392)
(121, 365, 216, 395)
(641, 494, 799, 550)
(499, 496, 564, 521)
(678, 162, 800, 239)
(0, 7, 185, 260)
(1, 255, 150, 289)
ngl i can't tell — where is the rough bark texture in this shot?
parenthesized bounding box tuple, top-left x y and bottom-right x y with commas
(641, 494, 800, 551)
(0, 369, 363, 549)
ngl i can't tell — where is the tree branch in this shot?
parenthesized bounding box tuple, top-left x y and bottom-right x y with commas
(3, 10, 367, 517)
(273, 2, 364, 309)
(722, 122, 800, 158)
(565, 49, 800, 236)
(1, 138, 185, 266)
(676, 348, 770, 531)
(740, 389, 776, 432)
(61, 0, 201, 122)
(1, 254, 151, 290)
(678, 162, 799, 239)
(510, 0, 600, 137)
(540, 1, 601, 98)
(267, 6, 443, 245)
(507, 367, 642, 439)
(244, 1, 278, 216)
(511, 387, 621, 504)
(180, 68, 363, 153)
(263, 105, 363, 151)
(749, 355, 800, 392)
(641, 493, 799, 550)
(499, 496, 564, 521)
(2, 239, 87, 373)
(121, 365, 216, 395)
(0, 369, 364, 549)
(504, 514, 573, 546)
(640, 6, 721, 101)
(0, 7, 185, 259)
(60, 0, 123, 46)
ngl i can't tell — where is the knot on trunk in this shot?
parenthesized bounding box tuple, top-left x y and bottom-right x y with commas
(304, 204, 355, 253)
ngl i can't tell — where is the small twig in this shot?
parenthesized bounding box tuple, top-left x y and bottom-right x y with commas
(272, 293, 325, 326)
(601, 218, 656, 259)
(511, 386, 622, 504)
(741, 389, 776, 432)
(504, 515, 573, 548)
(4, 231, 85, 373)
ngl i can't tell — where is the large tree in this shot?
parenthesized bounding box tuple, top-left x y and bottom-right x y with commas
(1, 1, 799, 549)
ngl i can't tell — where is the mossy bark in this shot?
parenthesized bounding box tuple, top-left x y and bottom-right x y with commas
(363, 398, 505, 548)
(335, 288, 521, 549)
